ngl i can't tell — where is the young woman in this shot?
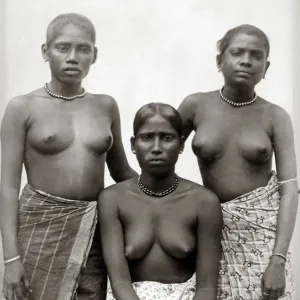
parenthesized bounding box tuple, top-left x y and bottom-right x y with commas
(0, 13, 137, 300)
(99, 103, 223, 300)
(178, 25, 298, 300)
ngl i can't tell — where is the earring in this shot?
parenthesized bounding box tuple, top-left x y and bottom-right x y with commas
(218, 67, 222, 73)
(179, 150, 183, 154)
(132, 150, 136, 154)
(44, 58, 48, 62)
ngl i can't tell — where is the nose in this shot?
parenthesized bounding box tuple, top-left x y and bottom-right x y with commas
(151, 137, 163, 155)
(66, 48, 78, 64)
(240, 53, 252, 67)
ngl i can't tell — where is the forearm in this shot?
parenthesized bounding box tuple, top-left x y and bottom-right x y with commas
(195, 287, 217, 300)
(273, 192, 298, 256)
(112, 167, 138, 183)
(0, 191, 20, 260)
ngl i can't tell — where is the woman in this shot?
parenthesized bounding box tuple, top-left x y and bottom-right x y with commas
(178, 24, 298, 300)
(98, 103, 223, 300)
(0, 13, 137, 300)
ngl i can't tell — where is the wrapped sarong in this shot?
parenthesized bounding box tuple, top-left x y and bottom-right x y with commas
(106, 274, 196, 300)
(218, 172, 295, 300)
(18, 183, 102, 300)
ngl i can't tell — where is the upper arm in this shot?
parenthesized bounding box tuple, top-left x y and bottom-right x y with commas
(271, 106, 298, 194)
(177, 95, 196, 140)
(196, 191, 223, 290)
(0, 96, 29, 195)
(105, 97, 134, 181)
(98, 189, 132, 289)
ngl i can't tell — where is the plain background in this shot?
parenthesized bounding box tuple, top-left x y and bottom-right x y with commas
(0, 0, 299, 299)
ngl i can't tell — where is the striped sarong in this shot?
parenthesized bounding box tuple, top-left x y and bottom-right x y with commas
(218, 172, 295, 300)
(18, 184, 99, 300)
(106, 274, 196, 300)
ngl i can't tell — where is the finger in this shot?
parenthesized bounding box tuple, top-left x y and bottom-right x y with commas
(3, 282, 7, 299)
(269, 289, 278, 300)
(279, 286, 285, 298)
(6, 286, 14, 300)
(22, 276, 32, 294)
(14, 284, 27, 300)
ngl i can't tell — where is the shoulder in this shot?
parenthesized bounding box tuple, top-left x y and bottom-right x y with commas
(89, 93, 117, 107)
(3, 93, 34, 122)
(269, 103, 292, 123)
(98, 178, 137, 206)
(180, 178, 220, 208)
(180, 91, 216, 107)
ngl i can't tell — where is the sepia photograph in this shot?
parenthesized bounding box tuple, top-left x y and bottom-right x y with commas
(0, 0, 299, 299)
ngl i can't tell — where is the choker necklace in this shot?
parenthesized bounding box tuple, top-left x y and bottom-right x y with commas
(44, 83, 86, 100)
(138, 174, 180, 197)
(219, 87, 257, 107)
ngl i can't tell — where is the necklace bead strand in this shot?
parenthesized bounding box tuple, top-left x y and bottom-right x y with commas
(138, 175, 180, 197)
(44, 83, 86, 100)
(219, 87, 257, 107)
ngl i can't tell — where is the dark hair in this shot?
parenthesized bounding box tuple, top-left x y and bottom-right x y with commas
(46, 13, 96, 45)
(133, 103, 182, 137)
(217, 24, 270, 58)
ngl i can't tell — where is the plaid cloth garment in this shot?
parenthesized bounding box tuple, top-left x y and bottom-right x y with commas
(107, 274, 196, 300)
(218, 172, 295, 300)
(18, 184, 98, 300)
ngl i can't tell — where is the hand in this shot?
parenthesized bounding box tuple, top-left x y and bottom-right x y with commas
(3, 259, 31, 300)
(261, 258, 286, 300)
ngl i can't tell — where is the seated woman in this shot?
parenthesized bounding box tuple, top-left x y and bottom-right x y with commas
(98, 103, 223, 300)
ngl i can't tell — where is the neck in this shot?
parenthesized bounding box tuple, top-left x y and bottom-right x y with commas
(140, 170, 176, 193)
(222, 84, 255, 103)
(48, 78, 83, 97)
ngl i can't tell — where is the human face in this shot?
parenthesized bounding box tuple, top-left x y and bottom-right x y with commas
(132, 115, 183, 175)
(42, 24, 97, 83)
(219, 33, 270, 87)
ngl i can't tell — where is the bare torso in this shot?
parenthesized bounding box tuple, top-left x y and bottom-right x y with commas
(24, 88, 114, 200)
(114, 178, 211, 283)
(185, 90, 274, 202)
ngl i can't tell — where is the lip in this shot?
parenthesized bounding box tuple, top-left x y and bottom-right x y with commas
(235, 70, 253, 76)
(63, 68, 81, 74)
(148, 159, 165, 164)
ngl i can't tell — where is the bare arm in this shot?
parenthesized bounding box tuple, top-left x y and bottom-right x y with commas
(0, 96, 29, 260)
(271, 106, 298, 259)
(106, 98, 138, 182)
(177, 94, 197, 141)
(195, 191, 223, 300)
(98, 189, 140, 300)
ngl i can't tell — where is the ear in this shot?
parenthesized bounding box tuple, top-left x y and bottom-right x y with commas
(179, 136, 185, 154)
(41, 43, 49, 62)
(216, 54, 222, 71)
(130, 136, 136, 154)
(92, 47, 98, 64)
(263, 61, 270, 78)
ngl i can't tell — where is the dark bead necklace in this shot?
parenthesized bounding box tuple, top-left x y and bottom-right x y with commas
(138, 174, 180, 197)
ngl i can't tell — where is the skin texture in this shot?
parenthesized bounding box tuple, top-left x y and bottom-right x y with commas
(0, 19, 137, 300)
(178, 29, 298, 300)
(99, 106, 223, 300)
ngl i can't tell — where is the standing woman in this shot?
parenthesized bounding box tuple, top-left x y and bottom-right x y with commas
(178, 25, 298, 300)
(0, 13, 137, 300)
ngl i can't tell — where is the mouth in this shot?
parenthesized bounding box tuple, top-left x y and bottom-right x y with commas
(148, 159, 165, 165)
(63, 68, 81, 75)
(235, 70, 253, 77)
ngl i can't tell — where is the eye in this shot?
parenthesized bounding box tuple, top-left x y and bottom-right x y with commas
(78, 47, 90, 54)
(56, 45, 68, 52)
(141, 134, 151, 141)
(164, 135, 174, 141)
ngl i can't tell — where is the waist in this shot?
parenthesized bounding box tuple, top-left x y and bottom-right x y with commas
(201, 170, 275, 203)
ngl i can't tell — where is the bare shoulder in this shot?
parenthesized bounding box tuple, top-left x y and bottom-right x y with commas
(180, 91, 215, 109)
(98, 177, 137, 206)
(90, 93, 117, 108)
(180, 178, 220, 209)
(3, 93, 33, 121)
(269, 102, 292, 123)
